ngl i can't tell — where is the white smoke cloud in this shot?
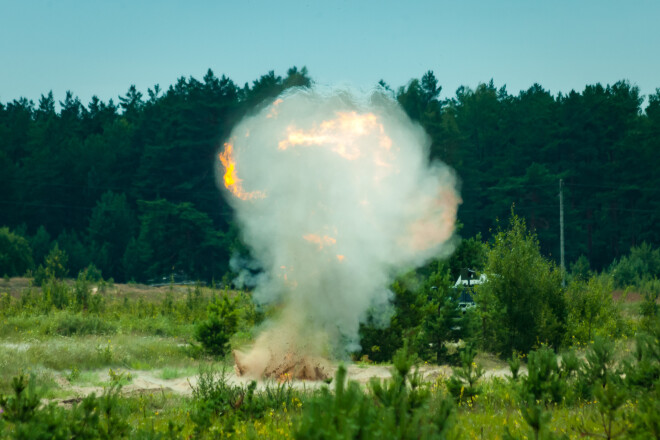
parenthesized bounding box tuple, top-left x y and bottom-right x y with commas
(228, 253, 268, 290)
(218, 86, 460, 374)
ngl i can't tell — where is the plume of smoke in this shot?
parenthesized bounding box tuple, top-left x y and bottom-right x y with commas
(218, 86, 460, 376)
(229, 253, 267, 289)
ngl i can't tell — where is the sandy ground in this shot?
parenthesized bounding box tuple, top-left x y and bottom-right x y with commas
(44, 361, 520, 405)
(0, 339, 519, 404)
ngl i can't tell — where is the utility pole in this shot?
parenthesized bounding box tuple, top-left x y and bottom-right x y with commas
(559, 179, 565, 287)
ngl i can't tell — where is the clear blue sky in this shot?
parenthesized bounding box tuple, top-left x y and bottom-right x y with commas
(2, 0, 659, 108)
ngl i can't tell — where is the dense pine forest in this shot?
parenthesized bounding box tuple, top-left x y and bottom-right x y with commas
(1, 67, 659, 282)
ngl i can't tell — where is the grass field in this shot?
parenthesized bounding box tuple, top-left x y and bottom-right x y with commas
(0, 277, 657, 439)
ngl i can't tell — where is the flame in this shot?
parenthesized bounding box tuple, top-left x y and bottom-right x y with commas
(219, 142, 265, 200)
(266, 99, 284, 119)
(302, 234, 337, 250)
(278, 111, 393, 163)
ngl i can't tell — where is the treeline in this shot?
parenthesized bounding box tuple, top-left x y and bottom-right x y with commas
(0, 67, 311, 282)
(395, 74, 660, 270)
(0, 67, 659, 282)
(359, 212, 660, 363)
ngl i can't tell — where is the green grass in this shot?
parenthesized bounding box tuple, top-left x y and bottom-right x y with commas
(0, 335, 199, 393)
(0, 277, 656, 439)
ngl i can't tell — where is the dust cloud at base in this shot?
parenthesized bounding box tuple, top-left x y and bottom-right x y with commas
(218, 86, 460, 380)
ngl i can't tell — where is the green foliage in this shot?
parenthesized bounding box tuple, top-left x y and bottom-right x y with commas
(447, 345, 484, 405)
(609, 242, 660, 288)
(360, 262, 473, 365)
(447, 233, 488, 280)
(33, 243, 69, 286)
(190, 366, 300, 436)
(574, 336, 619, 403)
(80, 263, 103, 282)
(295, 365, 380, 440)
(0, 227, 33, 277)
(87, 191, 136, 281)
(41, 277, 71, 310)
(572, 337, 630, 439)
(194, 293, 239, 357)
(569, 255, 591, 281)
(639, 284, 660, 331)
(0, 375, 42, 424)
(358, 274, 426, 362)
(46, 312, 117, 336)
(54, 230, 88, 276)
(0, 374, 129, 439)
(521, 346, 564, 406)
(564, 274, 622, 344)
(28, 226, 51, 268)
(477, 211, 566, 356)
(628, 386, 660, 439)
(419, 264, 465, 364)
(508, 352, 521, 382)
(0, 278, 658, 438)
(2, 72, 659, 284)
(296, 345, 454, 440)
(124, 199, 229, 283)
(622, 320, 660, 394)
(189, 367, 243, 433)
(504, 395, 557, 440)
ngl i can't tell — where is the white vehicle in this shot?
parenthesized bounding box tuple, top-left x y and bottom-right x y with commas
(452, 269, 487, 312)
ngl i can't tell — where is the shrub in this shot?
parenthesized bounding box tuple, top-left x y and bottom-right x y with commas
(609, 242, 660, 288)
(476, 211, 565, 357)
(576, 336, 618, 401)
(622, 321, 660, 393)
(32, 244, 69, 286)
(44, 243, 69, 279)
(0, 374, 129, 439)
(564, 274, 622, 344)
(419, 264, 465, 365)
(569, 254, 591, 281)
(194, 293, 239, 357)
(0, 227, 33, 277)
(41, 278, 71, 310)
(447, 345, 484, 406)
(520, 346, 564, 406)
(296, 344, 454, 440)
(46, 312, 117, 336)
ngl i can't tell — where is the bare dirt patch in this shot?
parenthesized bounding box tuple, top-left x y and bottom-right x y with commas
(234, 349, 330, 381)
(47, 358, 518, 405)
(612, 290, 644, 302)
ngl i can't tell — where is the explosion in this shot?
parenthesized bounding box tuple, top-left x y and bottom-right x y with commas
(218, 87, 460, 380)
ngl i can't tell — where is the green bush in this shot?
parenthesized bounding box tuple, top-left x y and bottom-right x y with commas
(0, 227, 33, 277)
(576, 336, 618, 401)
(447, 344, 484, 406)
(296, 344, 454, 440)
(32, 244, 69, 286)
(41, 278, 71, 310)
(564, 274, 622, 344)
(569, 254, 591, 281)
(190, 367, 243, 434)
(0, 374, 130, 439)
(194, 293, 239, 357)
(476, 211, 566, 356)
(419, 264, 466, 365)
(46, 312, 117, 336)
(359, 261, 472, 365)
(520, 346, 564, 406)
(609, 242, 660, 288)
